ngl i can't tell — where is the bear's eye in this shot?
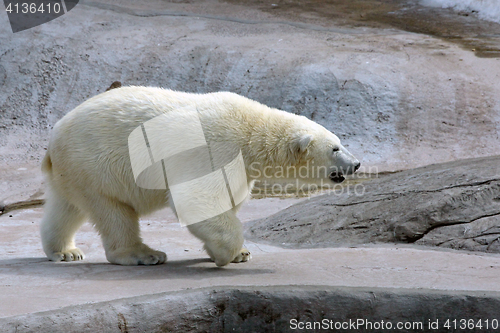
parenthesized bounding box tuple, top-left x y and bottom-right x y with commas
(332, 147, 340, 152)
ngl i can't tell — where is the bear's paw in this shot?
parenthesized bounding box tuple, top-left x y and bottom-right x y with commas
(231, 248, 252, 263)
(49, 248, 85, 262)
(106, 245, 167, 266)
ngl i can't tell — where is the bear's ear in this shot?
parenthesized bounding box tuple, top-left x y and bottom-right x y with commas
(291, 133, 313, 153)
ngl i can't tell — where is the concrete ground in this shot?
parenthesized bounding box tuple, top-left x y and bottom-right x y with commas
(1, 191, 500, 322)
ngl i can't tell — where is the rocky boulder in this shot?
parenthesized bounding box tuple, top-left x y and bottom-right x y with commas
(245, 156, 500, 253)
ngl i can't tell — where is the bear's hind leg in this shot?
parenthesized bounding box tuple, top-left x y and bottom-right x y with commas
(187, 211, 250, 267)
(41, 191, 87, 262)
(89, 197, 166, 265)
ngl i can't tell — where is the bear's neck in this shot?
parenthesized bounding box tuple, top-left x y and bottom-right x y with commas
(229, 105, 300, 177)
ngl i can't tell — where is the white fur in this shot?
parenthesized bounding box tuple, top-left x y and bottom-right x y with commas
(41, 87, 359, 266)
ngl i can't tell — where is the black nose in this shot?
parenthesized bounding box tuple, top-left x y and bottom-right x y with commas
(354, 162, 361, 172)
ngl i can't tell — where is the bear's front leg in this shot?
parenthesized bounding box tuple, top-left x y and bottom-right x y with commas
(89, 197, 166, 265)
(187, 210, 250, 267)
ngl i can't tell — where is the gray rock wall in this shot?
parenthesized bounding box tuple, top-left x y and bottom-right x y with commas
(1, 0, 499, 171)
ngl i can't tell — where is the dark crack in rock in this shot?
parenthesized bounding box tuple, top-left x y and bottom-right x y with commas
(0, 65, 5, 87)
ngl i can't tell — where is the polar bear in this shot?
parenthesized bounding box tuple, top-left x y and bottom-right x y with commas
(41, 87, 360, 266)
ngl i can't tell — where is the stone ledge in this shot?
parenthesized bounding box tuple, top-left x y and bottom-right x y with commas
(2, 286, 500, 333)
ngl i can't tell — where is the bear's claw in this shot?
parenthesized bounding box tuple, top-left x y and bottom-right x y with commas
(50, 248, 85, 262)
(137, 252, 167, 265)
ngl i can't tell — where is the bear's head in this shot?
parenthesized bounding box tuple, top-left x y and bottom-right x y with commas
(289, 123, 360, 184)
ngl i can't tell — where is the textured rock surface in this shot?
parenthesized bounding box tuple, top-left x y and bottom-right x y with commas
(246, 156, 500, 253)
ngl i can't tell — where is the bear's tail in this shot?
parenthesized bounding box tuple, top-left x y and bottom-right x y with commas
(41, 151, 52, 175)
